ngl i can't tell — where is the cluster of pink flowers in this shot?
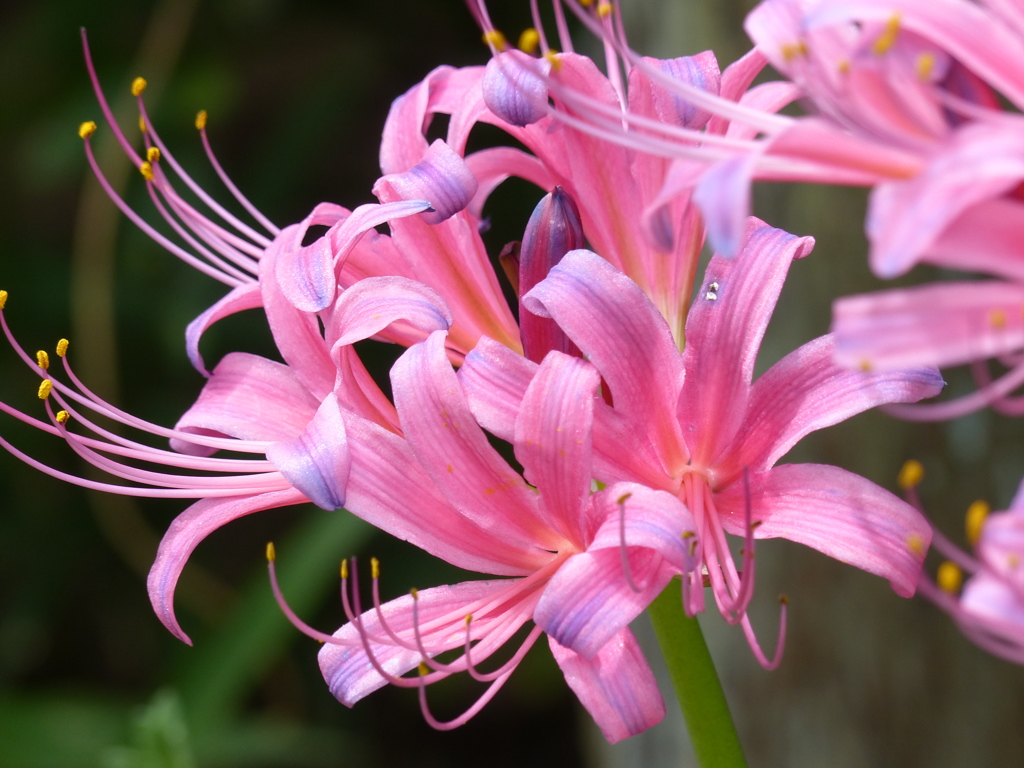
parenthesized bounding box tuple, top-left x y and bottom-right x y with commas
(2, 0, 1023, 747)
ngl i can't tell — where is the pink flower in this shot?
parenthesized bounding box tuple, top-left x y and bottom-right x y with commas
(275, 330, 700, 743)
(460, 217, 943, 663)
(905, 470, 1024, 663)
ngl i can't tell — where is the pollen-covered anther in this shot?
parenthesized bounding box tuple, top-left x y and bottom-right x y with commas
(56, 338, 69, 357)
(916, 52, 936, 80)
(55, 410, 70, 425)
(989, 308, 1008, 329)
(544, 49, 562, 70)
(966, 500, 990, 545)
(597, 0, 613, 18)
(195, 110, 208, 131)
(464, 614, 473, 626)
(483, 29, 509, 51)
(78, 121, 98, 140)
(265, 541, 276, 562)
(781, 41, 807, 62)
(872, 13, 901, 55)
(898, 459, 924, 490)
(518, 28, 540, 54)
(779, 594, 789, 605)
(35, 350, 49, 370)
(410, 587, 420, 600)
(907, 533, 926, 557)
(37, 379, 53, 400)
(131, 76, 148, 97)
(146, 146, 161, 163)
(371, 557, 380, 580)
(418, 661, 430, 677)
(858, 359, 872, 372)
(937, 560, 963, 594)
(139, 162, 155, 181)
(340, 559, 349, 580)
(139, 115, 147, 133)
(0, 290, 7, 310)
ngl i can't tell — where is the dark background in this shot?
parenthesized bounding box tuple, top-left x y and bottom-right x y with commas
(0, 1, 1021, 766)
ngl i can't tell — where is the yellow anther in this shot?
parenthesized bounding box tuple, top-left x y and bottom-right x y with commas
(56, 338, 69, 357)
(617, 492, 633, 505)
(544, 49, 562, 70)
(580, 0, 595, 5)
(916, 52, 936, 80)
(781, 41, 807, 62)
(518, 27, 540, 54)
(898, 459, 924, 490)
(837, 58, 851, 74)
(418, 661, 430, 677)
(907, 533, 925, 556)
(37, 379, 53, 400)
(872, 13, 901, 56)
(194, 110, 208, 131)
(0, 290, 7, 310)
(465, 614, 473, 626)
(139, 115, 148, 133)
(597, 0, 613, 18)
(966, 500, 990, 545)
(56, 410, 70, 424)
(36, 350, 49, 370)
(779, 594, 789, 605)
(1010, 553, 1021, 569)
(340, 559, 349, 580)
(858, 359, 873, 372)
(139, 162, 155, 181)
(937, 560, 963, 594)
(131, 76, 148, 97)
(410, 587, 419, 600)
(371, 557, 380, 579)
(989, 308, 1008, 329)
(483, 29, 508, 51)
(146, 146, 161, 163)
(78, 121, 98, 140)
(682, 531, 695, 539)
(266, 541, 276, 562)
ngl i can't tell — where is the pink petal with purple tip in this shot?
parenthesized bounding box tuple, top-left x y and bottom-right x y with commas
(482, 50, 551, 127)
(265, 394, 350, 511)
(148, 488, 308, 644)
(549, 628, 665, 744)
(715, 464, 930, 598)
(185, 282, 262, 376)
(374, 140, 477, 225)
(171, 352, 321, 457)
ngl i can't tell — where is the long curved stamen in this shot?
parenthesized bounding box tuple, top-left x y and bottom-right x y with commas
(417, 662, 518, 731)
(197, 118, 280, 237)
(266, 546, 360, 646)
(135, 97, 273, 250)
(740, 597, 788, 671)
(80, 135, 243, 286)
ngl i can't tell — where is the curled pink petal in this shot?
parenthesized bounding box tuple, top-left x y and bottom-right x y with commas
(482, 50, 551, 127)
(374, 140, 477, 224)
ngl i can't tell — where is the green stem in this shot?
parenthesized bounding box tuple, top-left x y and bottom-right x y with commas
(647, 584, 747, 768)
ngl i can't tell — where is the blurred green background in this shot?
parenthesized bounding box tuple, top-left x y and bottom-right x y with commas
(0, 0, 1021, 766)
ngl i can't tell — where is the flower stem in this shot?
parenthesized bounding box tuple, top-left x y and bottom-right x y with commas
(648, 584, 747, 768)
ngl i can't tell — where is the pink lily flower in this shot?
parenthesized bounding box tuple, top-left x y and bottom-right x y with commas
(486, 1, 1024, 417)
(903, 468, 1024, 664)
(266, 330, 700, 742)
(459, 218, 944, 664)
